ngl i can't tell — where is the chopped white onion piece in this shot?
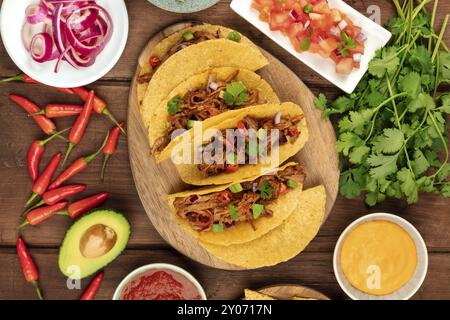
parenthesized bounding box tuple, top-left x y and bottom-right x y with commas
(353, 53, 362, 62)
(274, 112, 281, 124)
(338, 20, 348, 30)
(209, 81, 219, 91)
(304, 20, 310, 29)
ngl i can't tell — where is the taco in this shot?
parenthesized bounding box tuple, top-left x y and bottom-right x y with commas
(244, 290, 275, 300)
(199, 185, 326, 269)
(167, 163, 305, 246)
(140, 38, 268, 130)
(172, 102, 308, 186)
(151, 67, 280, 160)
(137, 23, 257, 108)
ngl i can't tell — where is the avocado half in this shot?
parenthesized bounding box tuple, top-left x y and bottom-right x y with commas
(59, 209, 131, 279)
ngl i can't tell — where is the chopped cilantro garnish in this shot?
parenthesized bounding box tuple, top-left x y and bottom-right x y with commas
(300, 37, 310, 51)
(167, 96, 182, 115)
(286, 180, 298, 189)
(259, 181, 273, 200)
(303, 4, 313, 14)
(222, 81, 250, 106)
(228, 204, 238, 220)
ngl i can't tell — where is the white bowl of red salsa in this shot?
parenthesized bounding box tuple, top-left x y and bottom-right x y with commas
(113, 263, 207, 300)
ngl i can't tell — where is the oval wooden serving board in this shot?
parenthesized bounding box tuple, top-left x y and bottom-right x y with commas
(257, 284, 330, 300)
(128, 22, 339, 270)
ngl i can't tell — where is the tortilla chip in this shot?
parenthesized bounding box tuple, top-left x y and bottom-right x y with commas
(141, 38, 268, 130)
(292, 296, 318, 300)
(244, 289, 276, 300)
(137, 24, 257, 107)
(199, 185, 326, 268)
(168, 163, 303, 246)
(153, 67, 280, 161)
(173, 102, 308, 186)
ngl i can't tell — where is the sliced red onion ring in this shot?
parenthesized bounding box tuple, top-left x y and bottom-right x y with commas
(289, 9, 299, 21)
(26, 4, 48, 24)
(65, 4, 113, 56)
(355, 32, 367, 43)
(30, 32, 54, 63)
(22, 22, 47, 50)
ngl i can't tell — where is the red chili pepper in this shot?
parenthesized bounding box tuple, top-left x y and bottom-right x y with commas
(16, 237, 43, 300)
(19, 202, 68, 228)
(59, 192, 109, 219)
(49, 133, 109, 190)
(63, 90, 95, 165)
(27, 128, 70, 182)
(31, 104, 83, 118)
(9, 94, 58, 135)
(1, 73, 75, 94)
(25, 153, 62, 207)
(28, 185, 86, 211)
(72, 87, 126, 135)
(101, 122, 125, 181)
(80, 271, 105, 300)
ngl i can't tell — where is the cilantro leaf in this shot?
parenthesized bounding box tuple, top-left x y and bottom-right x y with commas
(408, 45, 433, 72)
(386, 17, 405, 35)
(259, 181, 273, 200)
(439, 51, 450, 84)
(372, 128, 404, 154)
(442, 183, 450, 198)
(368, 47, 400, 78)
(167, 96, 182, 115)
(314, 93, 328, 111)
(222, 82, 250, 106)
(399, 72, 421, 97)
(367, 154, 399, 179)
(407, 92, 435, 112)
(367, 90, 385, 108)
(397, 168, 419, 204)
(339, 168, 366, 199)
(411, 149, 430, 176)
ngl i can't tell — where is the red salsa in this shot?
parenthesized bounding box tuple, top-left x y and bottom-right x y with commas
(252, 0, 366, 75)
(120, 269, 202, 300)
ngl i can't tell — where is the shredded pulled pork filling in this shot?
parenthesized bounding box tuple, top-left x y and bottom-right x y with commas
(173, 164, 305, 232)
(197, 114, 304, 177)
(137, 30, 221, 84)
(152, 70, 260, 154)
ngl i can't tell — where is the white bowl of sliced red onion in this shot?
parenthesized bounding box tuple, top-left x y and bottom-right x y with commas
(0, 0, 128, 88)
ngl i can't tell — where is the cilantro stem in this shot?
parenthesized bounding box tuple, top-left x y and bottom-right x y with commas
(431, 14, 449, 62)
(429, 0, 439, 51)
(393, 0, 405, 19)
(364, 92, 409, 143)
(430, 34, 449, 51)
(428, 111, 449, 179)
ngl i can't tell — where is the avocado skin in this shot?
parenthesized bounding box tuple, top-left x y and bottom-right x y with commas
(58, 209, 131, 279)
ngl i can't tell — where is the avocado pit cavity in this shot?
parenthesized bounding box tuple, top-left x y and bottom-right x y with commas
(80, 224, 117, 259)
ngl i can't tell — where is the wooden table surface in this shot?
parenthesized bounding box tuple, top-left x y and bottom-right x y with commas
(0, 0, 449, 300)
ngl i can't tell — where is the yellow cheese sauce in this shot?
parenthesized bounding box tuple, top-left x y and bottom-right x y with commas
(340, 220, 418, 295)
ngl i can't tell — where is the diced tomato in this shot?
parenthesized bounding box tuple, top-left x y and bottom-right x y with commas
(269, 10, 293, 31)
(225, 164, 239, 174)
(353, 61, 361, 69)
(349, 43, 365, 54)
(319, 38, 338, 56)
(218, 190, 233, 204)
(149, 56, 161, 68)
(279, 183, 288, 195)
(195, 211, 213, 230)
(237, 121, 248, 135)
(313, 1, 330, 14)
(288, 127, 299, 137)
(287, 22, 304, 38)
(336, 58, 354, 75)
(310, 28, 327, 43)
(309, 42, 321, 54)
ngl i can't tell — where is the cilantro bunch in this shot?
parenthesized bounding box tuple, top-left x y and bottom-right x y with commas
(315, 0, 449, 205)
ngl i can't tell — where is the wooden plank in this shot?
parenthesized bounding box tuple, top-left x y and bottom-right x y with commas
(1, 0, 449, 85)
(0, 247, 449, 300)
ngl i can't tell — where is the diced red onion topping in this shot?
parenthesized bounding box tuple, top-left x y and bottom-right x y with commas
(355, 32, 367, 43)
(338, 20, 348, 30)
(289, 9, 299, 21)
(21, 0, 113, 73)
(329, 26, 340, 37)
(189, 195, 199, 203)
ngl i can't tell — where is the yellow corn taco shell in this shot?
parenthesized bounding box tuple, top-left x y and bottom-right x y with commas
(199, 185, 326, 269)
(172, 102, 308, 186)
(137, 24, 257, 107)
(167, 162, 303, 246)
(244, 290, 276, 300)
(141, 38, 268, 130)
(153, 67, 280, 161)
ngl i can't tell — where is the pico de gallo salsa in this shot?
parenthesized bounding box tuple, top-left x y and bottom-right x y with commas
(252, 0, 367, 75)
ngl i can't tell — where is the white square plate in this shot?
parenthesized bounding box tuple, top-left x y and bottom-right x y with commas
(230, 0, 392, 93)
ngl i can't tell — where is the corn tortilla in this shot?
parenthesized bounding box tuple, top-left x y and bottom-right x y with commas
(137, 24, 257, 107)
(141, 38, 268, 130)
(154, 67, 280, 161)
(173, 102, 308, 186)
(167, 163, 303, 246)
(244, 289, 275, 300)
(199, 185, 326, 268)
